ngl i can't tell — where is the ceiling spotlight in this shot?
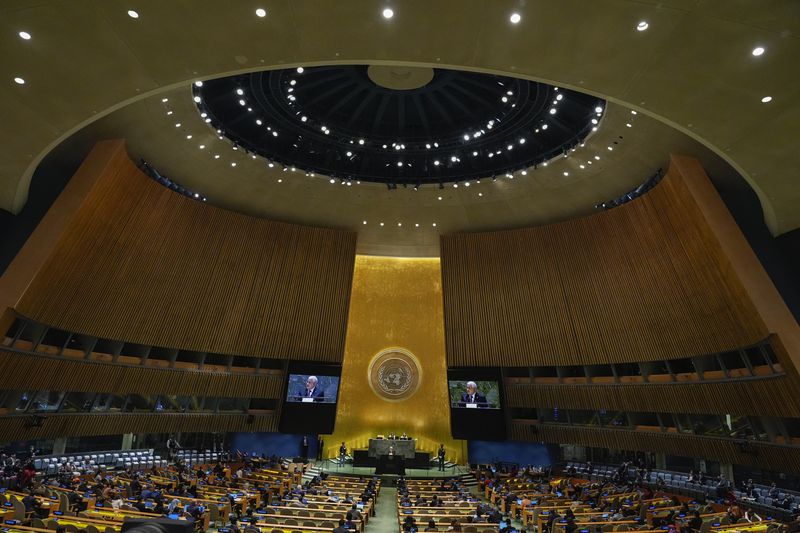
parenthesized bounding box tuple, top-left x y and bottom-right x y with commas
(631, 110, 638, 115)
(231, 162, 237, 167)
(194, 81, 203, 87)
(290, 79, 296, 86)
(580, 165, 585, 169)
(358, 139, 365, 145)
(193, 96, 201, 103)
(127, 9, 139, 19)
(434, 160, 441, 166)
(330, 179, 335, 184)
(438, 196, 442, 200)
(556, 94, 563, 101)
(542, 124, 548, 130)
(205, 118, 211, 123)
(238, 99, 246, 106)
(607, 146, 613, 151)
(464, 182, 470, 187)
(256, 119, 262, 125)
(174, 123, 181, 127)
(595, 155, 600, 160)
(397, 223, 402, 227)
(13, 77, 25, 85)
(346, 151, 353, 157)
(199, 144, 205, 149)
(18, 31, 32, 40)
(626, 123, 632, 127)
(236, 89, 244, 96)
(296, 67, 304, 74)
(591, 118, 598, 124)
(761, 95, 773, 103)
(255, 8, 267, 17)
(563, 171, 569, 176)
(161, 98, 168, 102)
(451, 155, 458, 162)
(380, 222, 385, 227)
(501, 96, 508, 103)
(637, 21, 649, 31)
(415, 223, 419, 227)
(300, 116, 307, 122)
(382, 8, 394, 19)
(397, 161, 403, 167)
(432, 223, 437, 227)
(478, 192, 483, 197)
(510, 12, 521, 24)
(425, 143, 431, 149)
(186, 134, 192, 139)
(463, 134, 470, 140)
(214, 154, 220, 159)
(363, 220, 367, 225)
(595, 106, 603, 113)
(549, 108, 556, 114)
(752, 46, 765, 56)
(453, 183, 458, 188)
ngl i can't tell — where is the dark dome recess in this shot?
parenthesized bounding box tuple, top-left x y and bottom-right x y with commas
(194, 65, 605, 186)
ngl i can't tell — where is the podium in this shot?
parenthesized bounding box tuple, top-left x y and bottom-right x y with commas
(368, 438, 415, 459)
(375, 454, 406, 475)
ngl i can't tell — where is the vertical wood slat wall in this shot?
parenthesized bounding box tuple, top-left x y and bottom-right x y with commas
(0, 349, 284, 399)
(441, 163, 768, 367)
(13, 143, 357, 362)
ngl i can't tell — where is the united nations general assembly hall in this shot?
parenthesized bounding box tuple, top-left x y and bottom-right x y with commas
(1, 3, 800, 533)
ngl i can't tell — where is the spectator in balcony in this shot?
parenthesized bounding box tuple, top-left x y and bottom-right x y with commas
(425, 519, 438, 532)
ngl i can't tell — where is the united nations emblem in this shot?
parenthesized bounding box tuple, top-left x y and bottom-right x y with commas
(368, 348, 422, 402)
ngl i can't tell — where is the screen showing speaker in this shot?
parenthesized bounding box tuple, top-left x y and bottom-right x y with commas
(286, 374, 340, 403)
(448, 379, 500, 409)
(279, 364, 342, 434)
(447, 368, 506, 440)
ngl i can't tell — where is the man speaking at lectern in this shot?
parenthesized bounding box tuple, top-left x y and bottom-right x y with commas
(459, 381, 487, 407)
(296, 375, 325, 402)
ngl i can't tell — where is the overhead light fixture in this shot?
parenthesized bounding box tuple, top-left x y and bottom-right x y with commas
(626, 123, 632, 127)
(296, 67, 304, 74)
(13, 77, 25, 85)
(255, 8, 267, 17)
(637, 21, 648, 31)
(18, 31, 31, 40)
(193, 96, 201, 103)
(194, 81, 203, 87)
(127, 9, 139, 19)
(752, 46, 765, 56)
(510, 12, 521, 24)
(382, 8, 394, 19)
(761, 95, 772, 103)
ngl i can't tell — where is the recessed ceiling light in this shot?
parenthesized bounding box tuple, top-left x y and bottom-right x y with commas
(501, 96, 508, 103)
(175, 123, 181, 127)
(230, 162, 237, 167)
(330, 179, 335, 184)
(607, 146, 613, 151)
(396, 161, 403, 167)
(626, 123, 632, 127)
(761, 95, 773, 103)
(397, 223, 402, 227)
(510, 12, 521, 24)
(382, 8, 394, 19)
(18, 31, 31, 40)
(542, 124, 548, 130)
(199, 145, 205, 149)
(363, 220, 367, 225)
(438, 196, 442, 200)
(214, 154, 220, 159)
(194, 81, 203, 87)
(595, 156, 600, 160)
(166, 111, 173, 115)
(432, 223, 437, 227)
(193, 96, 201, 103)
(161, 98, 168, 103)
(380, 222, 384, 227)
(637, 21, 648, 31)
(296, 67, 304, 74)
(549, 108, 557, 114)
(563, 172, 569, 176)
(255, 8, 267, 17)
(13, 77, 25, 85)
(415, 223, 419, 227)
(591, 118, 598, 125)
(186, 134, 192, 139)
(478, 192, 483, 197)
(752, 46, 765, 56)
(127, 10, 139, 19)
(579, 165, 585, 169)
(631, 110, 638, 115)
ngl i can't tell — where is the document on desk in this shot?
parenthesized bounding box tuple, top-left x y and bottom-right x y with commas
(466, 403, 478, 408)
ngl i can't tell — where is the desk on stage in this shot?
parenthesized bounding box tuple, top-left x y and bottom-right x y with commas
(375, 454, 406, 475)
(368, 438, 415, 459)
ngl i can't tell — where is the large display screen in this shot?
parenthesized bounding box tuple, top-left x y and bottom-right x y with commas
(286, 374, 340, 404)
(448, 380, 501, 409)
(279, 364, 342, 435)
(448, 368, 506, 440)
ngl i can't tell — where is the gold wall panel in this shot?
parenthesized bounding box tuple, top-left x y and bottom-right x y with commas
(329, 256, 465, 463)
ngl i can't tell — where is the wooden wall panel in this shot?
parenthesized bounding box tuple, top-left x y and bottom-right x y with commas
(506, 375, 800, 417)
(441, 162, 767, 366)
(0, 350, 284, 399)
(0, 413, 278, 442)
(13, 141, 356, 362)
(510, 422, 800, 473)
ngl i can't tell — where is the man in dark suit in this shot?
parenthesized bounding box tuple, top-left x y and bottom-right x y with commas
(437, 444, 446, 471)
(459, 381, 488, 407)
(296, 375, 325, 401)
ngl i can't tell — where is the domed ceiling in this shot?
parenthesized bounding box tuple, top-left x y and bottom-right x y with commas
(194, 65, 603, 186)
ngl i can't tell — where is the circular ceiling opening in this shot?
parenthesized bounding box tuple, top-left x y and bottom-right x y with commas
(194, 65, 605, 185)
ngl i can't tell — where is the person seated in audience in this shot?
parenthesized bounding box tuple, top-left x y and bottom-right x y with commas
(346, 503, 362, 522)
(424, 519, 437, 532)
(686, 510, 703, 532)
(447, 519, 461, 532)
(344, 516, 357, 530)
(473, 509, 486, 523)
(343, 492, 353, 504)
(403, 516, 418, 533)
(414, 494, 426, 506)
